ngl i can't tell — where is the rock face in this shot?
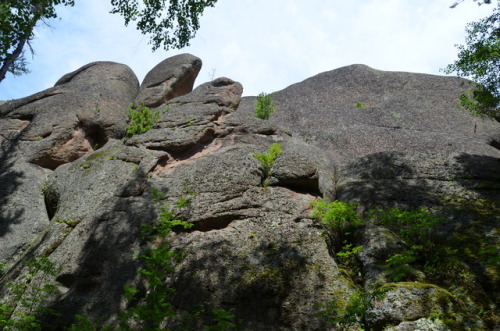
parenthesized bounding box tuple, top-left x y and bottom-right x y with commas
(234, 64, 499, 163)
(0, 55, 499, 330)
(135, 53, 202, 108)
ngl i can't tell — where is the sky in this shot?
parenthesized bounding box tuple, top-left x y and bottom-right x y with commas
(0, 0, 495, 100)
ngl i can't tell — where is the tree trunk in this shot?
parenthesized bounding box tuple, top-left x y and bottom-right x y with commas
(0, 37, 28, 83)
(0, 3, 44, 84)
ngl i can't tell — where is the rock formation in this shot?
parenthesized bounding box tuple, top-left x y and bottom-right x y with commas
(0, 54, 498, 330)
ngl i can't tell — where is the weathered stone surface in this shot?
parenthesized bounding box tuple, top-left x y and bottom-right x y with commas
(126, 77, 243, 158)
(357, 224, 406, 286)
(0, 61, 139, 169)
(172, 77, 243, 109)
(234, 64, 500, 163)
(0, 160, 51, 264)
(0, 59, 499, 330)
(369, 283, 485, 330)
(336, 151, 500, 208)
(0, 61, 139, 266)
(135, 53, 202, 108)
(373, 283, 457, 321)
(336, 151, 499, 316)
(385, 318, 451, 331)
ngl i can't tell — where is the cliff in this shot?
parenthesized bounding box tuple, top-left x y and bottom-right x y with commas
(0, 54, 499, 330)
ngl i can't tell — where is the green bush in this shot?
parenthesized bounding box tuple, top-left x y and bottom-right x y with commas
(253, 143, 283, 185)
(315, 284, 391, 329)
(0, 255, 60, 330)
(253, 92, 276, 120)
(366, 207, 442, 247)
(367, 207, 444, 282)
(67, 313, 114, 331)
(125, 103, 160, 137)
(310, 200, 363, 234)
(119, 190, 193, 329)
(443, 4, 500, 119)
(385, 248, 418, 282)
(336, 243, 363, 272)
(203, 308, 239, 331)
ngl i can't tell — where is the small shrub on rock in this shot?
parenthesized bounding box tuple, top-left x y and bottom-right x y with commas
(125, 103, 160, 138)
(315, 283, 391, 329)
(253, 92, 276, 120)
(367, 207, 444, 282)
(366, 207, 442, 247)
(310, 200, 363, 234)
(253, 143, 283, 185)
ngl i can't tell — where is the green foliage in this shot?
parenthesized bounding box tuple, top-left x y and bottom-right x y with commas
(125, 103, 160, 138)
(391, 111, 402, 121)
(67, 313, 114, 331)
(336, 243, 363, 273)
(40, 180, 48, 193)
(478, 245, 500, 265)
(385, 248, 418, 282)
(315, 284, 391, 329)
(150, 187, 166, 201)
(310, 200, 364, 272)
(119, 189, 193, 329)
(0, 255, 60, 330)
(310, 200, 363, 234)
(355, 102, 368, 109)
(175, 186, 195, 208)
(141, 187, 194, 239)
(253, 143, 283, 185)
(444, 3, 500, 119)
(0, 262, 7, 276)
(121, 245, 178, 327)
(450, 1, 493, 9)
(3, 186, 238, 330)
(0, 0, 76, 81)
(367, 207, 442, 247)
(253, 92, 276, 120)
(2, 1, 216, 83)
(203, 308, 239, 331)
(367, 207, 446, 282)
(110, 0, 218, 51)
(182, 304, 241, 330)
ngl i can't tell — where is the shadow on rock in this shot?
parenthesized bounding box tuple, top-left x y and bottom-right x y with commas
(0, 144, 24, 239)
(38, 165, 157, 328)
(335, 151, 436, 209)
(168, 238, 317, 330)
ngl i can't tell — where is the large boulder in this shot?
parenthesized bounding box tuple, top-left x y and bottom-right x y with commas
(135, 53, 202, 108)
(0, 61, 139, 266)
(0, 61, 139, 170)
(125, 78, 243, 154)
(234, 64, 500, 163)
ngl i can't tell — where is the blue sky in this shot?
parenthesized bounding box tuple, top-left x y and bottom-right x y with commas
(0, 0, 494, 100)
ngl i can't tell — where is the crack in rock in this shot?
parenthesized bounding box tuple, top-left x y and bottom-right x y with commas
(151, 138, 224, 174)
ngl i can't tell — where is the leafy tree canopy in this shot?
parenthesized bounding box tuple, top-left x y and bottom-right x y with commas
(0, 1, 75, 79)
(0, 0, 217, 83)
(110, 0, 218, 51)
(445, 1, 500, 119)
